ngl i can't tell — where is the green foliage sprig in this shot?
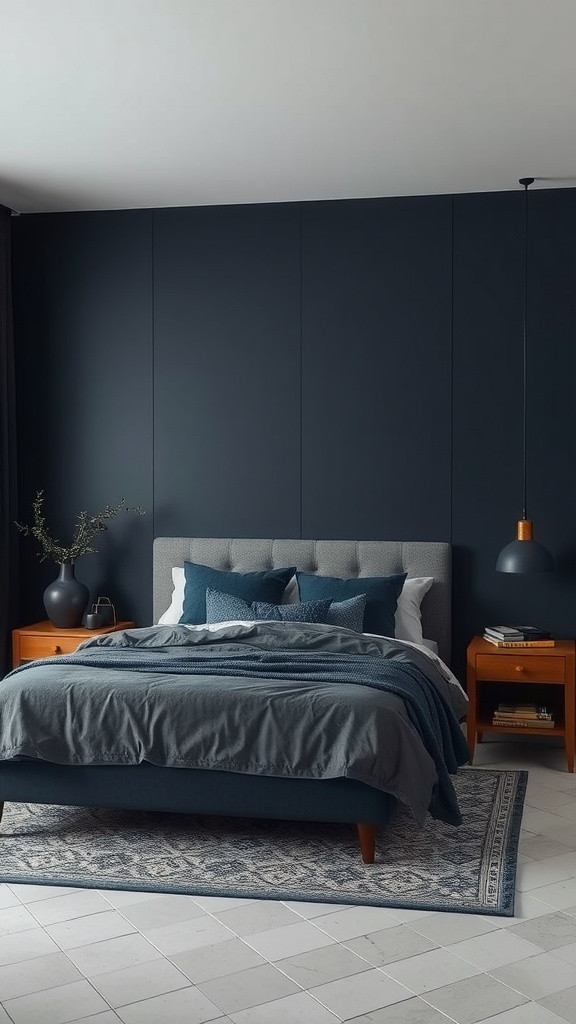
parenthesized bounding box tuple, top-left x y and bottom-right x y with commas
(15, 490, 145, 564)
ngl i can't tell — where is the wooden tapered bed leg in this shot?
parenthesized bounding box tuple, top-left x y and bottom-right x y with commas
(0, 802, 4, 827)
(357, 823, 376, 864)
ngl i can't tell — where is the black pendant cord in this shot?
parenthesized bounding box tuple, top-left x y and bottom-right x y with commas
(496, 177, 554, 571)
(519, 176, 534, 521)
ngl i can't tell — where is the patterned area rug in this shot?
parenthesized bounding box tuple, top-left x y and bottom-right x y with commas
(0, 768, 526, 916)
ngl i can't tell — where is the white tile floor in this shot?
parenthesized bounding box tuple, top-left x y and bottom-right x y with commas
(1, 741, 576, 1023)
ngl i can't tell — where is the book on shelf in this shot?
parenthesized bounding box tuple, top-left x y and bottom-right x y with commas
(494, 711, 553, 721)
(484, 625, 552, 641)
(497, 702, 551, 712)
(510, 625, 553, 639)
(482, 635, 555, 648)
(484, 626, 525, 640)
(492, 700, 555, 728)
(491, 717, 555, 729)
(494, 713, 553, 722)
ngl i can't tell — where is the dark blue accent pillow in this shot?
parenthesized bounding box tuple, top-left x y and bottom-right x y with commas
(180, 562, 296, 625)
(326, 594, 366, 633)
(205, 589, 332, 624)
(296, 571, 407, 637)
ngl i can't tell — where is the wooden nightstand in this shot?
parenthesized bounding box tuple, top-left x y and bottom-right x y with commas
(12, 619, 135, 668)
(466, 636, 576, 772)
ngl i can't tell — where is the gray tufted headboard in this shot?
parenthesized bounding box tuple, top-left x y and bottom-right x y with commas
(153, 538, 452, 666)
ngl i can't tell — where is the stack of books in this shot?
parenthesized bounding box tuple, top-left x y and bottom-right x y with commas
(492, 702, 555, 729)
(483, 625, 555, 648)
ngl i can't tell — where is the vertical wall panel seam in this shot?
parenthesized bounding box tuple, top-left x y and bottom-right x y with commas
(450, 195, 454, 548)
(299, 203, 303, 539)
(449, 196, 455, 668)
(151, 209, 155, 555)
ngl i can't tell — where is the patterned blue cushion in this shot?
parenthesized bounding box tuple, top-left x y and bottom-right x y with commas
(205, 589, 332, 624)
(326, 594, 366, 633)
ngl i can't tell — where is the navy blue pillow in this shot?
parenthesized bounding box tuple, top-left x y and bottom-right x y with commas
(180, 562, 296, 625)
(205, 589, 332, 624)
(326, 594, 366, 633)
(296, 571, 406, 637)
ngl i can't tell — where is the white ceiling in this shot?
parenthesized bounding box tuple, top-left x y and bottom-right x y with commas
(2, 0, 576, 213)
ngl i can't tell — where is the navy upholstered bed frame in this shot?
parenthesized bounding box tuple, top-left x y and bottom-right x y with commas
(0, 538, 451, 863)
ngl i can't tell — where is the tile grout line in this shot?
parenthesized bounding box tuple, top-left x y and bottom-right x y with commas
(1, 896, 575, 1024)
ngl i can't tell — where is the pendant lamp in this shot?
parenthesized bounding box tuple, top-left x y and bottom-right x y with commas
(496, 178, 554, 573)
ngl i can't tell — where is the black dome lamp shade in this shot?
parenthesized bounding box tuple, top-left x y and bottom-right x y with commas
(496, 178, 554, 573)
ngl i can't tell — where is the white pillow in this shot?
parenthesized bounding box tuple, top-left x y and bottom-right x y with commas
(394, 577, 434, 646)
(157, 567, 186, 624)
(158, 568, 433, 642)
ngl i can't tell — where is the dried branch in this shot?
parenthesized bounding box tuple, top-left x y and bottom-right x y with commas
(15, 491, 145, 564)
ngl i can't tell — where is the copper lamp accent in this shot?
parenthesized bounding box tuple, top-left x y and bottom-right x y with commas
(496, 179, 554, 573)
(516, 519, 533, 541)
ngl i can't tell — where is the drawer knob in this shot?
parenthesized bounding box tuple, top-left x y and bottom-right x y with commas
(52, 645, 61, 654)
(515, 665, 524, 672)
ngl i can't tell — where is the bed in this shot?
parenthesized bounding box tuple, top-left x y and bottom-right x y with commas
(0, 538, 468, 863)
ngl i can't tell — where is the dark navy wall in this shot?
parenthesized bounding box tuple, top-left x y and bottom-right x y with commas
(12, 211, 154, 627)
(11, 189, 576, 669)
(153, 204, 301, 538)
(301, 196, 452, 539)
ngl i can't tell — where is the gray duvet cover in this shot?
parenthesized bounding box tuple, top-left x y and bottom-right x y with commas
(1, 622, 469, 826)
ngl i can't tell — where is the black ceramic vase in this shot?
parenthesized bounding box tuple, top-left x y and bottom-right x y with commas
(43, 563, 89, 628)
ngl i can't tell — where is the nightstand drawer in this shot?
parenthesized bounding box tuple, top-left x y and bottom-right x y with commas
(18, 634, 83, 661)
(475, 654, 565, 683)
(12, 621, 135, 668)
